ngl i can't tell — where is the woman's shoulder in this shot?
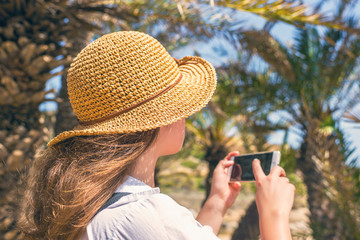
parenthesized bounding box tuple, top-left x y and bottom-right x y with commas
(86, 192, 170, 239)
(91, 191, 186, 224)
(86, 191, 218, 240)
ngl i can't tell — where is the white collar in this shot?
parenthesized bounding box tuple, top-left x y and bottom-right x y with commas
(115, 176, 158, 194)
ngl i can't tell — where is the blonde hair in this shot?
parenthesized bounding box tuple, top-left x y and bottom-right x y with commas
(18, 129, 159, 239)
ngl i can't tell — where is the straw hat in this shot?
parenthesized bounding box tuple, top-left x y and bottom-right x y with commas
(48, 31, 217, 146)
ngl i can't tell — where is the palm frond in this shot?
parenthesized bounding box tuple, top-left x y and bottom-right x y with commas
(238, 30, 295, 82)
(343, 111, 360, 125)
(215, 0, 360, 32)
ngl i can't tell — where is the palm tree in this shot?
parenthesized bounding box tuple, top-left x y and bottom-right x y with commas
(52, 0, 349, 183)
(230, 20, 360, 240)
(143, 2, 358, 238)
(216, 59, 294, 239)
(0, 1, 136, 239)
(186, 106, 234, 204)
(0, 0, 353, 239)
(54, 31, 92, 135)
(50, 0, 335, 196)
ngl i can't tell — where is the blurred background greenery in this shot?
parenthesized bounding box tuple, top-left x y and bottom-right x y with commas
(1, 0, 360, 239)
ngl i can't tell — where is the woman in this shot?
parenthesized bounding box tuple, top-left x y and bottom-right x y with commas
(19, 31, 295, 239)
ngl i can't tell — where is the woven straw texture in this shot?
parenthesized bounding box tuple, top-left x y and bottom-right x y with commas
(48, 31, 217, 146)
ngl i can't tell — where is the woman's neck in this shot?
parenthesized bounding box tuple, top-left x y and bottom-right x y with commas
(129, 144, 159, 188)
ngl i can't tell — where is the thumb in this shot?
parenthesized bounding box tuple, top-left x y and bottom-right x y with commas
(253, 159, 265, 181)
(230, 182, 242, 192)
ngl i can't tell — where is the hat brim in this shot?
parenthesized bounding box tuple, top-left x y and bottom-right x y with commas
(48, 56, 217, 147)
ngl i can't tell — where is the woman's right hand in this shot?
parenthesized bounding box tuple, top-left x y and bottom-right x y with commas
(253, 159, 295, 240)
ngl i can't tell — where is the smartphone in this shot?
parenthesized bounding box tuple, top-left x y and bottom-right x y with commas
(228, 151, 281, 182)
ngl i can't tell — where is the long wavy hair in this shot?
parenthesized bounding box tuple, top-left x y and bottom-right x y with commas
(18, 129, 159, 240)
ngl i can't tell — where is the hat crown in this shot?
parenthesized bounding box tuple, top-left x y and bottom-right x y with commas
(67, 31, 179, 122)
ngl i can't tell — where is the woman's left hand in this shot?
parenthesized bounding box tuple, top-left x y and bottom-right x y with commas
(196, 151, 241, 234)
(209, 151, 241, 211)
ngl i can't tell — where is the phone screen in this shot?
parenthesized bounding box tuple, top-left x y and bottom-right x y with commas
(229, 152, 277, 181)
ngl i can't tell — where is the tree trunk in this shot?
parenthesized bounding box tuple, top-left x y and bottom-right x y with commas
(0, 108, 48, 240)
(0, 2, 68, 238)
(231, 200, 260, 240)
(298, 125, 359, 239)
(203, 159, 219, 206)
(55, 32, 91, 135)
(54, 71, 78, 135)
(231, 125, 266, 240)
(0, 1, 134, 239)
(202, 145, 228, 206)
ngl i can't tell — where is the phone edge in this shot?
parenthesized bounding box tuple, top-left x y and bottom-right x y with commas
(271, 151, 281, 170)
(227, 156, 234, 182)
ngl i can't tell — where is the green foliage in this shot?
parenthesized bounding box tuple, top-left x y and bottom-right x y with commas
(217, 0, 326, 26)
(335, 126, 360, 206)
(180, 159, 201, 169)
(195, 176, 206, 191)
(157, 156, 207, 192)
(3, 0, 360, 238)
(280, 144, 297, 173)
(208, 2, 360, 237)
(354, 168, 360, 202)
(158, 172, 195, 190)
(288, 173, 307, 197)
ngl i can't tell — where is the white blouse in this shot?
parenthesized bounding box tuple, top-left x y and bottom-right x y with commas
(80, 176, 219, 240)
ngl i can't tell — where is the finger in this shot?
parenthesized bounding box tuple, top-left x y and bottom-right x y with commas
(223, 160, 235, 174)
(269, 166, 286, 178)
(216, 151, 239, 173)
(290, 183, 296, 192)
(229, 182, 241, 192)
(222, 160, 234, 168)
(218, 159, 234, 167)
(280, 177, 290, 183)
(225, 151, 240, 160)
(216, 159, 234, 174)
(253, 159, 265, 181)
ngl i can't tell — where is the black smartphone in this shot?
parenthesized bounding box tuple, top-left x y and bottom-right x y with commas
(227, 151, 281, 182)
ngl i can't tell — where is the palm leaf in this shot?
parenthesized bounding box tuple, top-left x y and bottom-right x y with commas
(343, 111, 360, 125)
(216, 0, 360, 33)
